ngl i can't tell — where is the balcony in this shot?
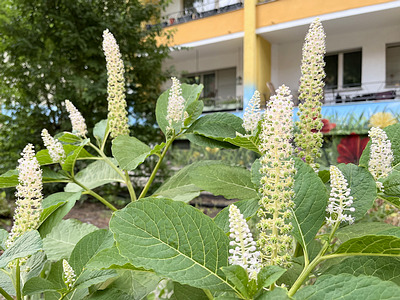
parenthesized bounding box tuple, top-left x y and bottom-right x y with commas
(202, 96, 243, 113)
(160, 0, 243, 27)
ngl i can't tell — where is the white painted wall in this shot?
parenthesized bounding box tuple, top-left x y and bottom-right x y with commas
(271, 23, 400, 103)
(163, 0, 182, 18)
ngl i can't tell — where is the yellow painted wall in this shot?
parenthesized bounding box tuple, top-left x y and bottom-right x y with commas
(256, 0, 396, 28)
(164, 9, 244, 46)
(256, 36, 271, 105)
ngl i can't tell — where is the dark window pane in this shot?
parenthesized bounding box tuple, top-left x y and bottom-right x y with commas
(343, 51, 362, 88)
(386, 44, 400, 86)
(325, 54, 338, 90)
(185, 76, 200, 85)
(203, 73, 215, 98)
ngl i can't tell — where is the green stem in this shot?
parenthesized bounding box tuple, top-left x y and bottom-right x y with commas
(203, 289, 214, 300)
(100, 127, 110, 153)
(138, 137, 174, 200)
(125, 170, 137, 201)
(72, 178, 117, 211)
(0, 287, 13, 300)
(89, 142, 137, 201)
(16, 259, 21, 300)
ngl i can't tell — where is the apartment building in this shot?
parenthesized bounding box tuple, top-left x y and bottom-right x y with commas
(161, 0, 400, 134)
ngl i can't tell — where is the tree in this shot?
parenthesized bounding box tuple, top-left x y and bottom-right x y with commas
(0, 0, 171, 172)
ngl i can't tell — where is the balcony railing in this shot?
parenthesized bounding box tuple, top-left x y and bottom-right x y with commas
(202, 96, 243, 113)
(160, 0, 243, 27)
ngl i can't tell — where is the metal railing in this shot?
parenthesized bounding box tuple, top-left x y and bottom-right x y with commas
(160, 0, 243, 27)
(202, 96, 243, 112)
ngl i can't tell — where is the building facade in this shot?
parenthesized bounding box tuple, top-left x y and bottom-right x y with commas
(161, 0, 400, 132)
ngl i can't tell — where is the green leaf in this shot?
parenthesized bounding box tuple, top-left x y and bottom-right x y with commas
(381, 168, 400, 208)
(153, 162, 206, 202)
(318, 169, 330, 184)
(43, 219, 97, 261)
(171, 282, 209, 300)
(111, 135, 152, 171)
(189, 162, 258, 200)
(324, 256, 400, 285)
(214, 198, 259, 233)
(36, 149, 54, 165)
(251, 158, 262, 190)
(335, 222, 400, 243)
(257, 266, 286, 290)
(0, 231, 42, 268)
(110, 197, 237, 292)
(360, 123, 400, 168)
(0, 169, 18, 188)
(93, 119, 108, 147)
(186, 113, 246, 141)
(187, 133, 239, 149)
(291, 159, 328, 252)
(23, 277, 58, 296)
(294, 274, 400, 300)
(333, 235, 400, 256)
(0, 270, 15, 296)
(221, 265, 250, 299)
(56, 132, 83, 144)
(42, 167, 70, 183)
(62, 144, 86, 173)
(256, 287, 290, 300)
(39, 192, 82, 237)
(378, 194, 400, 209)
(337, 163, 377, 220)
(88, 270, 161, 300)
(21, 251, 47, 282)
(65, 160, 124, 192)
(224, 135, 261, 154)
(69, 229, 114, 276)
(74, 269, 117, 290)
(86, 244, 133, 270)
(184, 99, 204, 128)
(0, 229, 8, 250)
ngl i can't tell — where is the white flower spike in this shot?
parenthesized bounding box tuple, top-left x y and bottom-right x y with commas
(65, 100, 88, 137)
(63, 259, 76, 289)
(41, 129, 66, 164)
(243, 90, 262, 134)
(166, 77, 186, 126)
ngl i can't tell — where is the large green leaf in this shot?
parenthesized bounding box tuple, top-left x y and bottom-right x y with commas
(38, 192, 82, 237)
(0, 270, 15, 296)
(87, 270, 161, 300)
(187, 133, 239, 149)
(189, 162, 258, 200)
(110, 197, 237, 293)
(335, 222, 400, 243)
(64, 160, 124, 192)
(336, 163, 377, 220)
(332, 235, 400, 256)
(42, 167, 70, 184)
(21, 251, 47, 283)
(381, 167, 400, 208)
(186, 112, 246, 141)
(251, 158, 262, 190)
(153, 161, 207, 202)
(221, 265, 250, 299)
(324, 256, 400, 285)
(22, 277, 59, 296)
(291, 159, 328, 253)
(43, 219, 97, 261)
(171, 282, 209, 300)
(359, 123, 400, 168)
(93, 119, 108, 147)
(224, 135, 261, 154)
(0, 169, 18, 188)
(62, 141, 90, 173)
(111, 136, 152, 171)
(0, 231, 42, 268)
(36, 144, 94, 166)
(156, 83, 203, 135)
(213, 198, 259, 233)
(0, 229, 8, 251)
(86, 244, 133, 270)
(294, 274, 400, 300)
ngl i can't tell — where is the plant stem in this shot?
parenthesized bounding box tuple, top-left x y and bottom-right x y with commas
(125, 170, 137, 202)
(203, 289, 214, 300)
(72, 178, 117, 211)
(16, 259, 21, 300)
(0, 287, 14, 300)
(138, 137, 174, 200)
(89, 142, 137, 201)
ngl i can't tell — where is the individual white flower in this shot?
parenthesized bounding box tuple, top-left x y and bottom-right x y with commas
(257, 84, 296, 267)
(63, 259, 76, 289)
(65, 100, 88, 137)
(295, 18, 326, 171)
(103, 29, 130, 138)
(228, 204, 261, 280)
(166, 77, 185, 126)
(6, 144, 43, 248)
(243, 90, 262, 134)
(41, 129, 66, 164)
(368, 127, 394, 191)
(326, 165, 355, 226)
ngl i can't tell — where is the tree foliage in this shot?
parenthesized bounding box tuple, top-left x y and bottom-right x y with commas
(0, 0, 171, 171)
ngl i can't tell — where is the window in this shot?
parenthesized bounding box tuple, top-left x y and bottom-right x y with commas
(325, 50, 362, 90)
(386, 43, 400, 86)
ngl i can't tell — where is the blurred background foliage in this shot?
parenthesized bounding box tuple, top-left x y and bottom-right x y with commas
(0, 0, 172, 172)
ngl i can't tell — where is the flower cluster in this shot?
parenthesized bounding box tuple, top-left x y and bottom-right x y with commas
(368, 127, 394, 190)
(369, 112, 397, 129)
(228, 204, 261, 280)
(242, 90, 262, 135)
(326, 165, 355, 226)
(65, 100, 88, 137)
(103, 29, 130, 138)
(63, 259, 76, 289)
(6, 144, 43, 248)
(257, 85, 296, 267)
(166, 77, 186, 127)
(295, 18, 326, 171)
(41, 129, 66, 164)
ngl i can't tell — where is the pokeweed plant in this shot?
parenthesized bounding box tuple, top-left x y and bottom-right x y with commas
(0, 19, 400, 300)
